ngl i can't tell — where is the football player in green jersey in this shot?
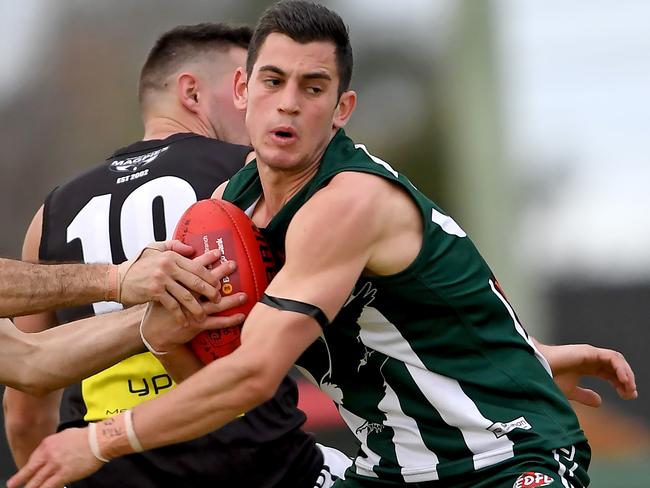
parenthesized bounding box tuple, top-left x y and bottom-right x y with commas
(11, 2, 637, 488)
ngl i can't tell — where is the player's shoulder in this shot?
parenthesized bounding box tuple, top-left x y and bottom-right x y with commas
(50, 158, 112, 197)
(293, 171, 388, 234)
(294, 170, 416, 247)
(327, 170, 389, 191)
(319, 170, 400, 210)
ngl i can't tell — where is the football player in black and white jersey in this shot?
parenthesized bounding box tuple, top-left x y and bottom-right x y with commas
(4, 23, 344, 488)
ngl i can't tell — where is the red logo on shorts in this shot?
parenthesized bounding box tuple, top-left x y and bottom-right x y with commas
(513, 472, 554, 488)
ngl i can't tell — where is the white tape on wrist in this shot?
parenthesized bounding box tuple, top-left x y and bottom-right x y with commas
(139, 302, 169, 356)
(88, 423, 109, 463)
(124, 410, 144, 453)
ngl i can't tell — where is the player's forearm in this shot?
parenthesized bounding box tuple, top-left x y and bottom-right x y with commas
(104, 347, 274, 456)
(137, 349, 271, 447)
(0, 258, 113, 317)
(21, 306, 145, 395)
(0, 318, 41, 390)
(128, 306, 318, 450)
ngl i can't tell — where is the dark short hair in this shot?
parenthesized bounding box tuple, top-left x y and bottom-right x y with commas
(139, 22, 252, 105)
(247, 1, 353, 98)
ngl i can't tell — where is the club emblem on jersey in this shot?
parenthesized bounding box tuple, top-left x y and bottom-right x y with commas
(109, 146, 169, 173)
(513, 472, 554, 488)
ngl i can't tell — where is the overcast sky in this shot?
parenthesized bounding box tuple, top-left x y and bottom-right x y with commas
(496, 0, 650, 281)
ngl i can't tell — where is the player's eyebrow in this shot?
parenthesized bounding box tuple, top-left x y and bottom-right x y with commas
(258, 65, 332, 82)
(258, 65, 286, 76)
(303, 71, 331, 82)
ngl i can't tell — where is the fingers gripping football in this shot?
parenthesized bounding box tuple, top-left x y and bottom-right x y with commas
(118, 240, 226, 324)
(140, 297, 247, 356)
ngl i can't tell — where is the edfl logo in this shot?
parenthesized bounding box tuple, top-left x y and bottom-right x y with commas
(513, 471, 554, 488)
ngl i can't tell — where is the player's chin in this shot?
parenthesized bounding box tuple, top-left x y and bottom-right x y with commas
(258, 146, 302, 169)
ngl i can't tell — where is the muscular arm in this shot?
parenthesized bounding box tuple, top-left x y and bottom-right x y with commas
(0, 259, 110, 319)
(0, 206, 106, 317)
(0, 293, 243, 398)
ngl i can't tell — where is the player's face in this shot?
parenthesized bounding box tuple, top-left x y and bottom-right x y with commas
(204, 47, 249, 145)
(241, 33, 352, 172)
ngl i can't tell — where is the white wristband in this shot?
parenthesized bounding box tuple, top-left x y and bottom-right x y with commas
(139, 302, 168, 356)
(88, 423, 109, 463)
(124, 410, 144, 453)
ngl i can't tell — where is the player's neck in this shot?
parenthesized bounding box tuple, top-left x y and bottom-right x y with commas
(143, 116, 211, 141)
(255, 161, 319, 226)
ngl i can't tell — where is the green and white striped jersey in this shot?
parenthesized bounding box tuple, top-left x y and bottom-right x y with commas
(223, 130, 586, 484)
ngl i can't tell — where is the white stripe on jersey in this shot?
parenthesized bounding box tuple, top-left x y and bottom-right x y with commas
(358, 306, 516, 472)
(338, 405, 380, 479)
(406, 363, 515, 470)
(378, 374, 440, 482)
(489, 280, 553, 376)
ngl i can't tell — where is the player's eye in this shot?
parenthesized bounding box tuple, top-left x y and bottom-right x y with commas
(263, 78, 281, 88)
(305, 86, 323, 95)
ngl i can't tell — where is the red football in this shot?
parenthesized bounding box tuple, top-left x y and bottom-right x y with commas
(173, 199, 275, 364)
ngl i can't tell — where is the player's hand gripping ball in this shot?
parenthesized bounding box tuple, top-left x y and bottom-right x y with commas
(173, 199, 275, 363)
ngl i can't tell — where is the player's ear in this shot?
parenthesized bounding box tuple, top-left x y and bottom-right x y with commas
(333, 90, 357, 129)
(178, 72, 200, 113)
(233, 67, 248, 111)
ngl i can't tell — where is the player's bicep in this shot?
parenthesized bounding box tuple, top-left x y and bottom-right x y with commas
(238, 202, 374, 382)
